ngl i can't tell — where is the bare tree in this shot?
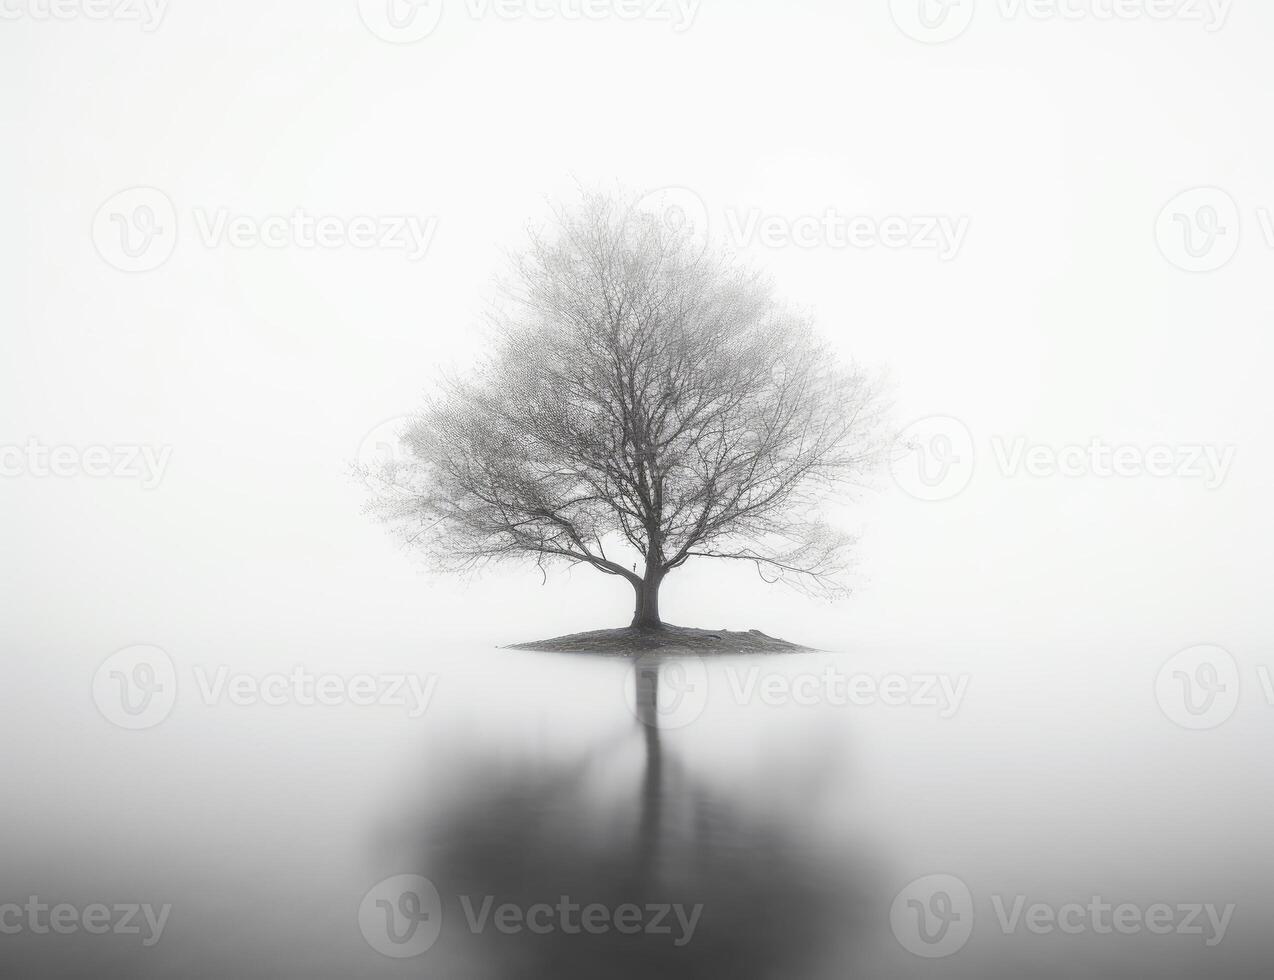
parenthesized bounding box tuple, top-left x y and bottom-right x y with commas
(367, 192, 885, 630)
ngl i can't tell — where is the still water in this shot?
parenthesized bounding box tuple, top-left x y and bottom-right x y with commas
(4, 642, 1272, 977)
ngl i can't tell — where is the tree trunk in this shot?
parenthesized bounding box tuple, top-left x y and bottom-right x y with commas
(631, 574, 663, 630)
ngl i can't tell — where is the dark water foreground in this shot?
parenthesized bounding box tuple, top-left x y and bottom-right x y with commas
(4, 643, 1272, 977)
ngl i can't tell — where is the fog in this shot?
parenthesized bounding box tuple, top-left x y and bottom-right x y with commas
(3, 1, 1273, 976)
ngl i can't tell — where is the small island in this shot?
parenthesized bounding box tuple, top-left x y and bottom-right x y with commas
(506, 624, 813, 655)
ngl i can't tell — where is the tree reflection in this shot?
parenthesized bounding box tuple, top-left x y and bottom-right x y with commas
(402, 657, 875, 978)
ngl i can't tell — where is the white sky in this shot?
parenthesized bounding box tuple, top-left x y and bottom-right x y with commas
(3, 0, 1271, 658)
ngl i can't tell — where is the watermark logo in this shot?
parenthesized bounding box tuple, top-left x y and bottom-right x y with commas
(192, 666, 437, 717)
(990, 894, 1234, 946)
(0, 898, 171, 946)
(1155, 644, 1241, 730)
(93, 647, 438, 730)
(631, 185, 712, 262)
(1155, 187, 1274, 271)
(1156, 187, 1241, 272)
(189, 208, 437, 260)
(889, 0, 976, 44)
(459, 894, 703, 945)
(891, 0, 1232, 43)
(354, 416, 420, 497)
(725, 667, 970, 717)
(997, 0, 1232, 31)
(724, 209, 970, 259)
(357, 0, 445, 42)
(357, 417, 414, 478)
(624, 654, 709, 729)
(890, 416, 977, 502)
(0, 0, 170, 30)
(623, 658, 969, 726)
(92, 187, 179, 273)
(993, 438, 1235, 489)
(893, 422, 1237, 501)
(92, 645, 178, 730)
(627, 188, 970, 260)
(357, 0, 701, 44)
(359, 875, 443, 958)
(891, 874, 975, 958)
(892, 874, 1235, 957)
(0, 440, 173, 489)
(92, 190, 439, 271)
(357, 876, 704, 956)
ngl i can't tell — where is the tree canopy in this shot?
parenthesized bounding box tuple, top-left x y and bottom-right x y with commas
(367, 192, 885, 627)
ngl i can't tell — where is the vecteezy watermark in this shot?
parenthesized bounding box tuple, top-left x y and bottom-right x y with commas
(629, 185, 713, 262)
(723, 665, 970, 718)
(890, 0, 1232, 44)
(1155, 645, 1241, 730)
(891, 419, 1236, 502)
(1156, 187, 1240, 272)
(891, 874, 975, 958)
(0, 439, 173, 489)
(626, 187, 971, 261)
(991, 438, 1236, 490)
(356, 0, 445, 42)
(92, 646, 179, 730)
(359, 876, 443, 958)
(0, 0, 170, 30)
(624, 655, 710, 729)
(889, 0, 976, 43)
(890, 416, 978, 502)
(91, 187, 178, 273)
(355, 416, 415, 489)
(1154, 186, 1274, 273)
(92, 187, 439, 272)
(191, 666, 437, 717)
(623, 654, 970, 728)
(459, 896, 702, 947)
(891, 873, 1235, 958)
(92, 646, 439, 730)
(189, 209, 437, 261)
(358, 874, 703, 958)
(988, 895, 1234, 947)
(356, 0, 702, 44)
(0, 898, 172, 947)
(724, 208, 971, 260)
(1156, 646, 1274, 730)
